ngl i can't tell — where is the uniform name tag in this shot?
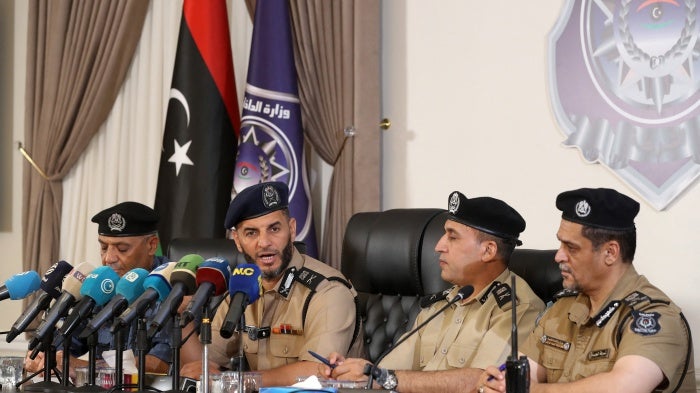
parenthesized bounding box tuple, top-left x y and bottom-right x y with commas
(587, 348, 610, 361)
(540, 335, 571, 351)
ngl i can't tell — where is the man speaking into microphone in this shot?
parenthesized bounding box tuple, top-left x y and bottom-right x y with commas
(323, 192, 545, 392)
(24, 202, 172, 376)
(180, 182, 363, 387)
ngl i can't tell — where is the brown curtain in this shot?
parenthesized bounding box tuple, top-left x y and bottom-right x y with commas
(246, 0, 381, 267)
(290, 0, 380, 267)
(22, 0, 150, 277)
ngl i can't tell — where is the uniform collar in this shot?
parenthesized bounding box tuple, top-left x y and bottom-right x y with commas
(568, 265, 641, 325)
(270, 248, 304, 297)
(457, 268, 510, 305)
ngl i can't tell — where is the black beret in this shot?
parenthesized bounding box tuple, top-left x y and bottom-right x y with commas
(225, 182, 289, 229)
(91, 202, 159, 237)
(556, 188, 639, 231)
(447, 191, 526, 245)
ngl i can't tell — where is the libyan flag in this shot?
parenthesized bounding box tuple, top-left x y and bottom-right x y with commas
(155, 0, 240, 252)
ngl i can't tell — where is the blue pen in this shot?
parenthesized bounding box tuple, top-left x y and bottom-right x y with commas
(308, 350, 336, 369)
(487, 363, 507, 381)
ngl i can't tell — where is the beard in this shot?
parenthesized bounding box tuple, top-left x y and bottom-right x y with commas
(242, 238, 294, 280)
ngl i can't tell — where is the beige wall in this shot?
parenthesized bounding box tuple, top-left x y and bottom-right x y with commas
(382, 0, 700, 380)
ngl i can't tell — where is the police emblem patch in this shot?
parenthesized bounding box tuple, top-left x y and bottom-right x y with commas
(575, 200, 591, 218)
(631, 310, 661, 336)
(262, 184, 281, 208)
(448, 192, 460, 214)
(107, 213, 126, 232)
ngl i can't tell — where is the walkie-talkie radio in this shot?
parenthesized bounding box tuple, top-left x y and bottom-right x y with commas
(506, 274, 530, 393)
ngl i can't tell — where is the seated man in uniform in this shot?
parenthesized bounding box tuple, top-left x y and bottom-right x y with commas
(180, 181, 363, 386)
(322, 191, 545, 392)
(25, 202, 172, 376)
(479, 188, 695, 393)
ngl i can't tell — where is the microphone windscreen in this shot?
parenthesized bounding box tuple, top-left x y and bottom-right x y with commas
(80, 266, 120, 306)
(229, 264, 262, 302)
(62, 262, 97, 299)
(196, 258, 231, 296)
(458, 285, 474, 300)
(116, 268, 149, 303)
(40, 260, 74, 298)
(6, 271, 41, 300)
(143, 262, 176, 301)
(170, 254, 204, 295)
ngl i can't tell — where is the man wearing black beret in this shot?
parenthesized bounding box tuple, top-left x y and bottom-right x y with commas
(324, 191, 544, 392)
(180, 182, 363, 386)
(24, 201, 172, 377)
(480, 188, 695, 393)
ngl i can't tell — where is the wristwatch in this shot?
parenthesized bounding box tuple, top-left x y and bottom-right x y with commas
(376, 368, 398, 390)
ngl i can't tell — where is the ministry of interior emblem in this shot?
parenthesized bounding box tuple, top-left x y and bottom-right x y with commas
(549, 0, 700, 209)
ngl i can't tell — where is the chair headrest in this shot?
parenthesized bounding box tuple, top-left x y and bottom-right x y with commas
(167, 238, 245, 269)
(509, 249, 562, 304)
(341, 209, 447, 296)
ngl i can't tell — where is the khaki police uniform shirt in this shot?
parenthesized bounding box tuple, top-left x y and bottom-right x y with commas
(209, 249, 361, 370)
(380, 269, 545, 371)
(521, 266, 695, 392)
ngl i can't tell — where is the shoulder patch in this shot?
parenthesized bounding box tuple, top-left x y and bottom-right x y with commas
(622, 291, 651, 309)
(553, 288, 579, 300)
(294, 267, 327, 291)
(492, 282, 513, 309)
(630, 310, 661, 336)
(420, 289, 449, 308)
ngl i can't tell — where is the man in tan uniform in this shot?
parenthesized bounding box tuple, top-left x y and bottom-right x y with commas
(480, 187, 695, 393)
(180, 182, 362, 386)
(324, 191, 545, 392)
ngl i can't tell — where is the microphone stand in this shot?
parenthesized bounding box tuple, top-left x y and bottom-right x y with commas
(237, 316, 245, 393)
(157, 313, 190, 393)
(61, 335, 72, 387)
(72, 331, 107, 392)
(135, 318, 148, 392)
(363, 286, 474, 389)
(25, 327, 68, 392)
(114, 324, 127, 392)
(200, 306, 211, 393)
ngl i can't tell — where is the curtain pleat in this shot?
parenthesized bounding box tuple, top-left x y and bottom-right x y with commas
(22, 0, 150, 281)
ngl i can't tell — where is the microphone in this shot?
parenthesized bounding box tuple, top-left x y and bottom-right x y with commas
(147, 254, 204, 338)
(0, 271, 41, 301)
(179, 257, 231, 328)
(54, 266, 120, 346)
(364, 285, 474, 388)
(111, 262, 176, 332)
(28, 262, 96, 350)
(220, 264, 262, 339)
(78, 268, 149, 339)
(6, 260, 74, 343)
